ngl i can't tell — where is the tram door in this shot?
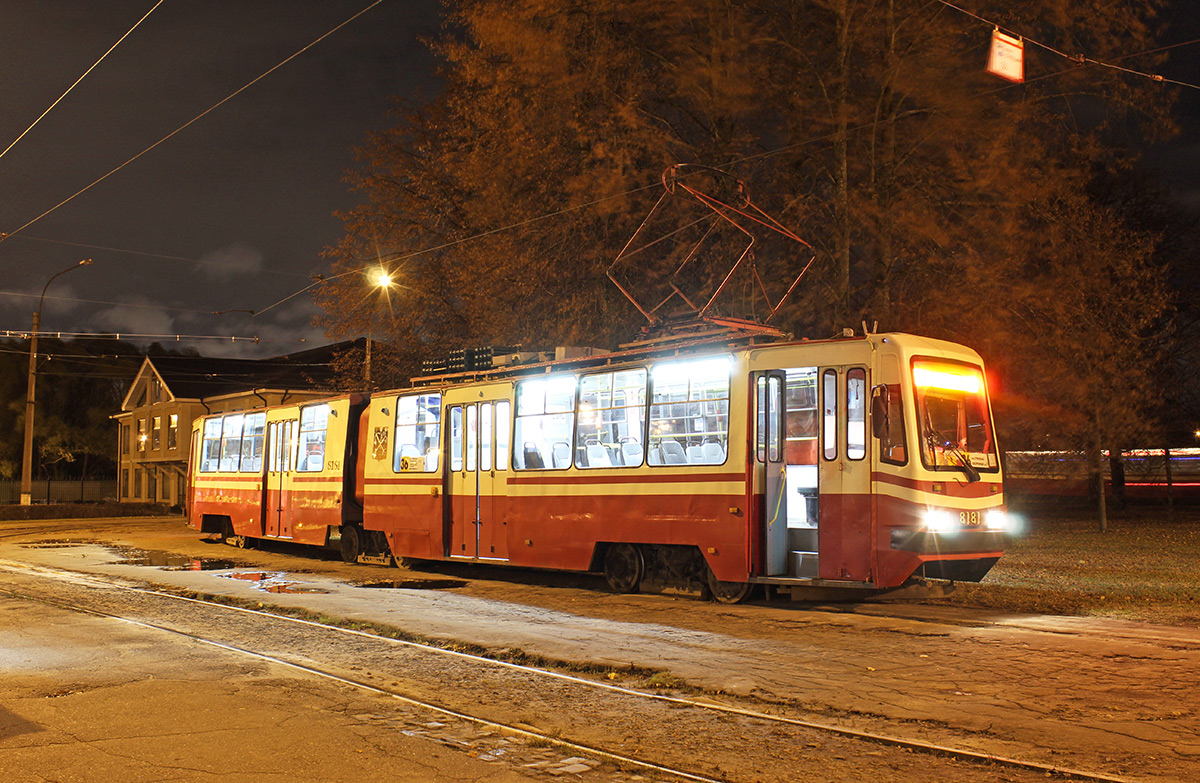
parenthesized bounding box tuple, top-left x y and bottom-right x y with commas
(817, 366, 873, 582)
(448, 401, 511, 560)
(265, 419, 297, 538)
(757, 372, 789, 575)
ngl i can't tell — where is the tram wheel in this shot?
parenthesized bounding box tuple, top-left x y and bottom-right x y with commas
(706, 568, 753, 604)
(221, 519, 249, 549)
(603, 543, 644, 593)
(340, 525, 362, 563)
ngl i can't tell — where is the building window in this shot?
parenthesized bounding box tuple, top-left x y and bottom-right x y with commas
(150, 377, 161, 404)
(120, 424, 130, 456)
(147, 471, 157, 501)
(152, 416, 162, 450)
(137, 419, 147, 452)
(167, 414, 178, 450)
(121, 468, 129, 499)
(133, 468, 143, 499)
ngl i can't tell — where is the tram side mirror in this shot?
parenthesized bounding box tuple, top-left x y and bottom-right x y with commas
(870, 385, 889, 439)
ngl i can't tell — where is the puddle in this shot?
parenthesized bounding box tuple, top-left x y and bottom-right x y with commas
(111, 547, 237, 572)
(356, 578, 467, 590)
(217, 571, 330, 594)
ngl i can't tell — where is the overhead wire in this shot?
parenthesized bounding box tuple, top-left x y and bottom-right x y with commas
(935, 0, 1200, 90)
(0, 0, 387, 246)
(0, 1, 166, 163)
(1, 234, 312, 278)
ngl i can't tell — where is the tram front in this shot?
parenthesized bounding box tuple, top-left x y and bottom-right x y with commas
(873, 336, 1010, 585)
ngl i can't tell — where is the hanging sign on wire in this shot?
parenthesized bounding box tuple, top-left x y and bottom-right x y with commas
(987, 29, 1024, 83)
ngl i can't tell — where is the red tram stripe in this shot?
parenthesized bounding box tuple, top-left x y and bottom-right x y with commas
(507, 471, 744, 486)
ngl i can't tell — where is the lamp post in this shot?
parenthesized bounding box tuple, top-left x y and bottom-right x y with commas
(20, 259, 93, 505)
(364, 268, 392, 388)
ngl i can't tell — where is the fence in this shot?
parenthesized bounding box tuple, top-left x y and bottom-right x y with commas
(0, 480, 119, 504)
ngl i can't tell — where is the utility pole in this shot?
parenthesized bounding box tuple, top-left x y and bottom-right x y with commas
(20, 259, 93, 505)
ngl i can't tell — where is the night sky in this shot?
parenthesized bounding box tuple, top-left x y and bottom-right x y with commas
(0, 0, 440, 357)
(0, 1, 1196, 360)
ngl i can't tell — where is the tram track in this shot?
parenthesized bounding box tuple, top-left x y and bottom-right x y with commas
(0, 557, 1144, 783)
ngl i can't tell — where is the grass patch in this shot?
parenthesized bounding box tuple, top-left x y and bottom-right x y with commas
(944, 501, 1200, 626)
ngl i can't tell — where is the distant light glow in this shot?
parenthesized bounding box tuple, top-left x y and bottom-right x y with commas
(373, 269, 392, 288)
(913, 365, 982, 394)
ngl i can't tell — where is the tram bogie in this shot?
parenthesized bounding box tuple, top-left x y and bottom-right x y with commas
(186, 328, 1010, 601)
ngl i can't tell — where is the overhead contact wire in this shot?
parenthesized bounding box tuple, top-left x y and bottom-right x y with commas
(0, 1, 167, 163)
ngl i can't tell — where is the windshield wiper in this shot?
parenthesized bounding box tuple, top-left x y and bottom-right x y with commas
(923, 414, 981, 483)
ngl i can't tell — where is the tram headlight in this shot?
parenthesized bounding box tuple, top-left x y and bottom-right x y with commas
(985, 509, 1009, 532)
(923, 509, 958, 534)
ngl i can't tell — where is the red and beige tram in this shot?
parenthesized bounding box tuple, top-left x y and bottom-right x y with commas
(188, 325, 1009, 601)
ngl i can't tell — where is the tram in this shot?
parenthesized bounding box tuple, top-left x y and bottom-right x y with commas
(187, 320, 1010, 602)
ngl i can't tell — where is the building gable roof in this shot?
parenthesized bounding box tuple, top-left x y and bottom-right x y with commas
(118, 341, 350, 411)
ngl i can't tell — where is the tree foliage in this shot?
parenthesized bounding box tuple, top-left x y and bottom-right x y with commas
(322, 0, 1178, 449)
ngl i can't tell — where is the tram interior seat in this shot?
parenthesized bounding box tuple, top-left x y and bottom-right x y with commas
(552, 441, 572, 468)
(703, 442, 725, 463)
(621, 441, 643, 466)
(586, 443, 612, 468)
(399, 444, 420, 459)
(686, 445, 704, 463)
(660, 440, 687, 464)
(522, 442, 544, 469)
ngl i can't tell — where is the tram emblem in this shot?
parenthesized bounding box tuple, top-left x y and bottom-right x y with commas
(372, 427, 389, 460)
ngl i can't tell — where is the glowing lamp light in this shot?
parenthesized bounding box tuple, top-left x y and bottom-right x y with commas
(373, 269, 392, 288)
(923, 509, 958, 534)
(913, 366, 982, 394)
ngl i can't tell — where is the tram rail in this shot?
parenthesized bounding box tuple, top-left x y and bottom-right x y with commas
(0, 557, 1142, 783)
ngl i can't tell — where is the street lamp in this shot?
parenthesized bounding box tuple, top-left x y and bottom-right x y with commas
(364, 268, 392, 388)
(20, 259, 93, 505)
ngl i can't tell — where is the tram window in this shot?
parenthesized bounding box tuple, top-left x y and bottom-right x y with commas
(648, 357, 730, 466)
(200, 417, 223, 472)
(514, 376, 577, 470)
(449, 406, 464, 472)
(296, 404, 330, 472)
(240, 412, 267, 472)
(756, 377, 767, 463)
(847, 369, 866, 461)
(394, 393, 441, 472)
(785, 368, 818, 466)
(822, 370, 838, 460)
(577, 368, 646, 468)
(878, 384, 908, 465)
(913, 360, 997, 472)
(220, 413, 245, 472)
(768, 375, 783, 462)
(466, 405, 479, 471)
(496, 400, 511, 469)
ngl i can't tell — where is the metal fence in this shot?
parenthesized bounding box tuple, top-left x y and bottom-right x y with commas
(0, 480, 119, 504)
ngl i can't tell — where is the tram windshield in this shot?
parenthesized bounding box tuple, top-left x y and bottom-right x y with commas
(912, 360, 997, 479)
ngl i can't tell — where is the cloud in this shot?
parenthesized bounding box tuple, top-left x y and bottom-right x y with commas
(196, 241, 264, 280)
(89, 299, 176, 338)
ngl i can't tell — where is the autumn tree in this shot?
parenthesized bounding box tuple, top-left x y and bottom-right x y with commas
(321, 0, 1177, 465)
